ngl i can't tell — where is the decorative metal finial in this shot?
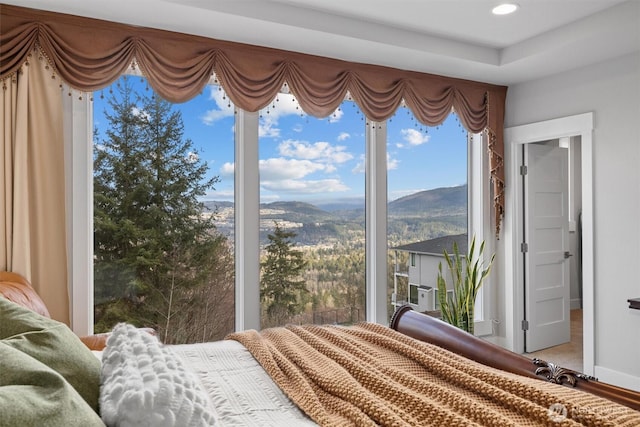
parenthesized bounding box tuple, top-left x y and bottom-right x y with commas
(532, 358, 598, 387)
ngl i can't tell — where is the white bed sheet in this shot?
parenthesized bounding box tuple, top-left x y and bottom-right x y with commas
(170, 340, 317, 426)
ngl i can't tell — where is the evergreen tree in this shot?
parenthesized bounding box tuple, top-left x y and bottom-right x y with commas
(93, 76, 234, 343)
(260, 222, 308, 327)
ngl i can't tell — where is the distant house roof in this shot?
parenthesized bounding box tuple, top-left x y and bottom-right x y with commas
(392, 233, 468, 256)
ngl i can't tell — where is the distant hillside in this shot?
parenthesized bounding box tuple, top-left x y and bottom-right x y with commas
(202, 200, 233, 212)
(389, 185, 467, 217)
(315, 198, 365, 212)
(203, 184, 467, 246)
(260, 201, 334, 223)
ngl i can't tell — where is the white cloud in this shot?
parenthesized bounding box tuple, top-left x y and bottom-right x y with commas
(186, 152, 199, 163)
(337, 132, 350, 141)
(259, 157, 326, 181)
(259, 117, 280, 138)
(201, 108, 233, 124)
(401, 128, 430, 146)
(353, 153, 399, 173)
(278, 140, 353, 164)
(257, 93, 310, 138)
(352, 154, 365, 174)
(387, 152, 399, 170)
(219, 162, 235, 177)
(260, 93, 306, 120)
(261, 178, 348, 194)
(324, 164, 337, 173)
(203, 189, 234, 201)
(258, 153, 350, 195)
(259, 193, 281, 203)
(201, 87, 235, 125)
(328, 108, 343, 123)
(131, 106, 150, 121)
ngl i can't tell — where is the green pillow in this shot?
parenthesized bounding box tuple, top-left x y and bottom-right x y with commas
(0, 297, 101, 412)
(0, 342, 104, 427)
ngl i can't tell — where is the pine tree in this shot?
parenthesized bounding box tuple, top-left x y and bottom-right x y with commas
(260, 222, 309, 327)
(93, 76, 234, 343)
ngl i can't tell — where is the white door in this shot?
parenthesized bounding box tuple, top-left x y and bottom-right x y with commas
(524, 142, 570, 352)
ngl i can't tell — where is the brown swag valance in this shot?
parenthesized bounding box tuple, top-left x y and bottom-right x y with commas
(0, 4, 507, 234)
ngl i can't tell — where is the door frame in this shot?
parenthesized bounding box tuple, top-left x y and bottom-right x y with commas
(503, 112, 594, 375)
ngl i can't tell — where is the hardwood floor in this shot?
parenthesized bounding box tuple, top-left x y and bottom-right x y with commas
(525, 309, 583, 373)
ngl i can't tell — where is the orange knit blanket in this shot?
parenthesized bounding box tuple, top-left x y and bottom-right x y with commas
(229, 323, 640, 426)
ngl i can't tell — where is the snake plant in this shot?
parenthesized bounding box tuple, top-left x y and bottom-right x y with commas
(436, 235, 495, 335)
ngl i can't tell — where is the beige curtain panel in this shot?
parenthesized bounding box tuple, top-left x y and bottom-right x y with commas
(0, 57, 69, 323)
(0, 4, 507, 233)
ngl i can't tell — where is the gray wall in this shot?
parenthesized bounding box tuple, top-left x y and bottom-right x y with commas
(504, 52, 640, 387)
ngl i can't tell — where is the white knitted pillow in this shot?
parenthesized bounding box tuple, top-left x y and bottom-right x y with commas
(100, 323, 218, 427)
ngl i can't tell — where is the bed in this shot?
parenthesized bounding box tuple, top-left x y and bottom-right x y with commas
(1, 272, 639, 426)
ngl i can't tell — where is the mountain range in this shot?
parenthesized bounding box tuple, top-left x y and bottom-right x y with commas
(204, 184, 467, 247)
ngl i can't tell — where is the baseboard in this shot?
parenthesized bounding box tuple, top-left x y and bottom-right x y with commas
(570, 299, 582, 310)
(594, 365, 640, 392)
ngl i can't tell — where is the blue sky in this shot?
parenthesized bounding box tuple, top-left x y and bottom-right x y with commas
(94, 76, 468, 204)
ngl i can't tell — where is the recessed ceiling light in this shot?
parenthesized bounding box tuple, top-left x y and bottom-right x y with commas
(492, 3, 519, 15)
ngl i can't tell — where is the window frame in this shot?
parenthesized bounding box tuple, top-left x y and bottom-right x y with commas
(64, 89, 94, 337)
(65, 94, 489, 335)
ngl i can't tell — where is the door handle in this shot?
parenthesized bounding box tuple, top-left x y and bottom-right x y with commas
(564, 251, 573, 259)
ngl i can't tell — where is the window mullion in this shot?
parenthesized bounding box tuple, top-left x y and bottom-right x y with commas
(469, 132, 492, 329)
(365, 121, 388, 324)
(66, 90, 94, 336)
(235, 109, 261, 331)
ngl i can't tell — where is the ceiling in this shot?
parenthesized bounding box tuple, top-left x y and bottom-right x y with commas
(3, 0, 639, 85)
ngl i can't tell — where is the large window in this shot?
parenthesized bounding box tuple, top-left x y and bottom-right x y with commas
(258, 97, 365, 328)
(92, 75, 235, 343)
(70, 78, 489, 336)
